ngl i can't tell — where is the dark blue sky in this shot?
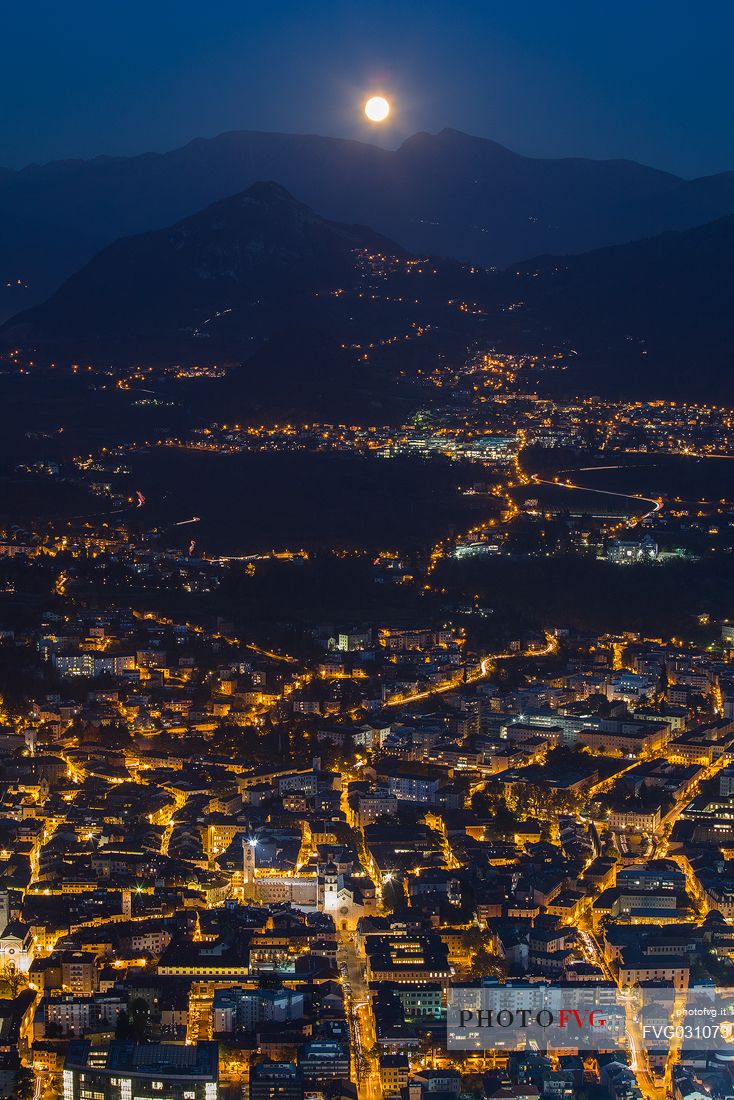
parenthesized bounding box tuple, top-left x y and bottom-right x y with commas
(4, 0, 733, 177)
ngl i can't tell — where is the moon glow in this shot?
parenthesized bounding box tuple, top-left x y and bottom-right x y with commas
(364, 95, 390, 122)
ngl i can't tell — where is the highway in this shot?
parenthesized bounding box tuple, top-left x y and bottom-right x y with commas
(580, 749, 733, 1100)
(652, 750, 731, 860)
(337, 930, 382, 1100)
(384, 634, 558, 708)
(530, 473, 663, 526)
(244, 642, 297, 664)
(576, 924, 663, 1100)
(384, 656, 492, 707)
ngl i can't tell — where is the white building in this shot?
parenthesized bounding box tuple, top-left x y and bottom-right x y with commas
(0, 921, 34, 972)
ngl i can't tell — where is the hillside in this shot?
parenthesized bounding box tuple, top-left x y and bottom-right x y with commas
(2, 182, 404, 345)
(7, 182, 734, 402)
(510, 216, 734, 397)
(5, 126, 734, 320)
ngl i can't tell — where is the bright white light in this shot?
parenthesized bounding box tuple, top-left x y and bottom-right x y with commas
(365, 96, 390, 123)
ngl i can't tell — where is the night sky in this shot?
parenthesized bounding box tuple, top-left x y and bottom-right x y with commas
(3, 0, 733, 177)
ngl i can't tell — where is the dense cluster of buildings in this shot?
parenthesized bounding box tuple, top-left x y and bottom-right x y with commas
(2, 335, 734, 1099)
(0, 594, 731, 1099)
(174, 396, 734, 467)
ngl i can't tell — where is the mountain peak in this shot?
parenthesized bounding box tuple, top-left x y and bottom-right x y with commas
(198, 180, 313, 222)
(398, 127, 514, 157)
(436, 126, 504, 146)
(2, 180, 404, 344)
(1, 127, 730, 328)
(239, 180, 300, 204)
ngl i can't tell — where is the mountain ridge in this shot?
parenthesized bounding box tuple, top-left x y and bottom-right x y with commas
(507, 214, 734, 398)
(6, 178, 734, 400)
(4, 126, 734, 322)
(1, 181, 407, 344)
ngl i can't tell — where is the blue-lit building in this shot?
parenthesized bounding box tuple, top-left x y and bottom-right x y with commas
(63, 1040, 219, 1100)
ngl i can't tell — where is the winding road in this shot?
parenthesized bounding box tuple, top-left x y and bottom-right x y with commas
(530, 472, 663, 525)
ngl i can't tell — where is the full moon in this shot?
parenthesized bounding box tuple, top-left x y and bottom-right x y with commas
(365, 95, 390, 122)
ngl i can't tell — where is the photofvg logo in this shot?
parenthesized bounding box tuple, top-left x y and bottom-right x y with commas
(447, 985, 625, 1052)
(447, 984, 734, 1053)
(639, 987, 734, 1050)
